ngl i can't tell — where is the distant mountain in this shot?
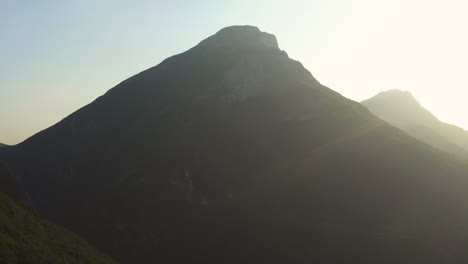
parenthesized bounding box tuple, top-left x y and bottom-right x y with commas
(0, 192, 118, 264)
(362, 89, 468, 159)
(4, 26, 468, 263)
(0, 143, 8, 148)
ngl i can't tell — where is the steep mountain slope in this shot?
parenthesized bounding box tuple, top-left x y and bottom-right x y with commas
(3, 26, 468, 263)
(0, 144, 7, 148)
(362, 90, 468, 159)
(0, 192, 118, 264)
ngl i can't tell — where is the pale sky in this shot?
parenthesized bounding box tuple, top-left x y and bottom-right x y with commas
(1, 0, 468, 145)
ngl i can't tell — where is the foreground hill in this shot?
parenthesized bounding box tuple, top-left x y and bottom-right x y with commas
(0, 191, 118, 264)
(3, 26, 468, 263)
(0, 162, 118, 263)
(362, 90, 468, 159)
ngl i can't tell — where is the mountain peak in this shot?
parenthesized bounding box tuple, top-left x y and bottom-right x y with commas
(363, 89, 422, 109)
(197, 25, 280, 51)
(362, 89, 438, 125)
(373, 89, 415, 101)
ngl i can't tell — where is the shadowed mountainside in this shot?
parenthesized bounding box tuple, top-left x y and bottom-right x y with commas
(362, 89, 468, 159)
(3, 26, 468, 263)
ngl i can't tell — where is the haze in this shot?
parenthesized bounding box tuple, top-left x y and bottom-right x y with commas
(1, 0, 468, 145)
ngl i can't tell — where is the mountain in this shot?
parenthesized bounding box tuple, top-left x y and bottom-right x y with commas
(0, 192, 118, 264)
(0, 143, 7, 148)
(362, 89, 468, 159)
(3, 26, 468, 263)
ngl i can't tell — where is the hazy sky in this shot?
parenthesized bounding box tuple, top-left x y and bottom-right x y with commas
(1, 0, 468, 145)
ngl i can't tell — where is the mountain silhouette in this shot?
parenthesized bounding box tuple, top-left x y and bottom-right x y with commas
(3, 26, 468, 263)
(362, 89, 468, 159)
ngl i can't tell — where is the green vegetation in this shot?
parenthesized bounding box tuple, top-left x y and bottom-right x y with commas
(0, 192, 117, 264)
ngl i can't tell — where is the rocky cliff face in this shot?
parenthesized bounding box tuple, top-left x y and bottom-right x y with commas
(4, 26, 468, 263)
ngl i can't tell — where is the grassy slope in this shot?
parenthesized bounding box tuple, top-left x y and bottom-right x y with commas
(0, 192, 118, 264)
